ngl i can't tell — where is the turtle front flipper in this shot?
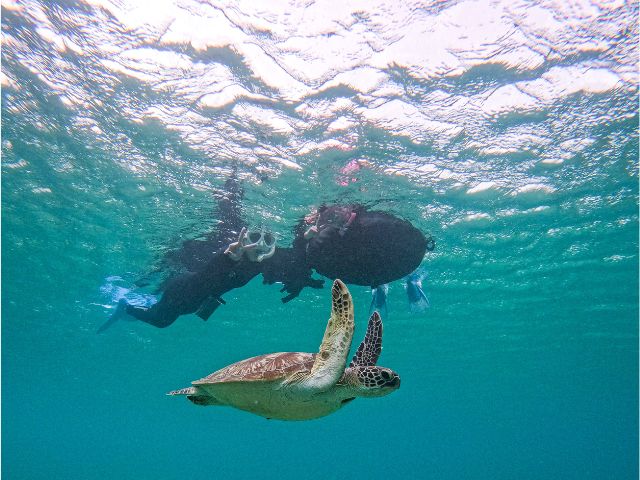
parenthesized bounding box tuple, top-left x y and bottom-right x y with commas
(349, 311, 383, 367)
(305, 279, 355, 392)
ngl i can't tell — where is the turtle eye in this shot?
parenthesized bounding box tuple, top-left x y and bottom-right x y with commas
(381, 370, 391, 381)
(248, 231, 261, 243)
(264, 232, 275, 246)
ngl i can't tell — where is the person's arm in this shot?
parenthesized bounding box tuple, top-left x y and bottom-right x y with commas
(260, 247, 324, 303)
(194, 229, 270, 320)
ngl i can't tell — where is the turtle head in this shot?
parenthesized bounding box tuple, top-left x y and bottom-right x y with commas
(342, 365, 400, 397)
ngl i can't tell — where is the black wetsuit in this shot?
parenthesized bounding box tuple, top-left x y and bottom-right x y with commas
(119, 200, 427, 328)
(122, 174, 259, 329)
(126, 249, 261, 328)
(262, 205, 428, 302)
(261, 235, 324, 303)
(166, 177, 244, 272)
(306, 206, 427, 286)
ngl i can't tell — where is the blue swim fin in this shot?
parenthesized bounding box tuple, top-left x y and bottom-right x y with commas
(97, 277, 158, 333)
(97, 298, 128, 333)
(369, 284, 389, 318)
(405, 270, 429, 313)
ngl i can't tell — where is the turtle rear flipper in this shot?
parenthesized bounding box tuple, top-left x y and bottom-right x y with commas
(305, 279, 354, 391)
(167, 387, 197, 396)
(167, 387, 222, 406)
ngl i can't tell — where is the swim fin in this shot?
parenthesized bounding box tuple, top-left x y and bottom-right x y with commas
(97, 298, 128, 333)
(405, 270, 429, 313)
(369, 284, 389, 318)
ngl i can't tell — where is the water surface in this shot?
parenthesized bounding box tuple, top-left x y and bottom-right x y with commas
(2, 1, 638, 479)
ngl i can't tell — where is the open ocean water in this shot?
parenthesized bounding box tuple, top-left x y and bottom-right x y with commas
(2, 1, 638, 479)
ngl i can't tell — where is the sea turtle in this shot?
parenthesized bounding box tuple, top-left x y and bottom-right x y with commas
(168, 279, 400, 420)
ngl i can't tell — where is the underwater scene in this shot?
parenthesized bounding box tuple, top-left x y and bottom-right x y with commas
(2, 1, 638, 479)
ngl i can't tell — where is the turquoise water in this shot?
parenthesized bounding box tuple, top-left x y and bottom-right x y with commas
(2, 1, 638, 479)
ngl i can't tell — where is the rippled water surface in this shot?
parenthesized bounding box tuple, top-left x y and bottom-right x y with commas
(2, 1, 638, 479)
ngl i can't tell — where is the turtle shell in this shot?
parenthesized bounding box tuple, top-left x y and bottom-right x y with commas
(193, 352, 316, 385)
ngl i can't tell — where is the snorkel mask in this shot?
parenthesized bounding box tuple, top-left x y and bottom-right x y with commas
(241, 227, 277, 262)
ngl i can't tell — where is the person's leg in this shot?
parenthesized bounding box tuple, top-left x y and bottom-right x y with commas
(125, 301, 179, 328)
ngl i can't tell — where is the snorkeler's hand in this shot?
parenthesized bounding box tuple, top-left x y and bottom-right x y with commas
(303, 207, 356, 239)
(225, 227, 248, 261)
(279, 277, 325, 303)
(306, 278, 324, 289)
(303, 225, 319, 240)
(303, 213, 321, 240)
(225, 227, 277, 263)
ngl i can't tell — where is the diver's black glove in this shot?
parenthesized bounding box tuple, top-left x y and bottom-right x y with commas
(279, 277, 325, 303)
(260, 247, 325, 303)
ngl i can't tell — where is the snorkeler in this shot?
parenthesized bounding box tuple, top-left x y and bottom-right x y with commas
(99, 182, 434, 331)
(140, 171, 246, 283)
(262, 204, 435, 312)
(304, 205, 429, 286)
(98, 227, 276, 331)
